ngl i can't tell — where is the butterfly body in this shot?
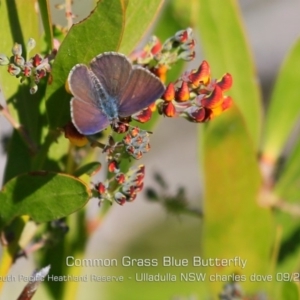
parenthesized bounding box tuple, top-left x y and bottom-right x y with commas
(68, 52, 165, 135)
(88, 70, 118, 122)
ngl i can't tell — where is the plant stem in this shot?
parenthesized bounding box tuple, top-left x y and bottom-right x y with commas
(273, 200, 300, 217)
(65, 0, 73, 30)
(31, 129, 60, 170)
(0, 216, 29, 293)
(0, 104, 38, 154)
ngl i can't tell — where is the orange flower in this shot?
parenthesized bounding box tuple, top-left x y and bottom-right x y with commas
(162, 83, 175, 102)
(217, 73, 233, 91)
(201, 85, 224, 109)
(188, 60, 210, 87)
(132, 107, 152, 123)
(163, 102, 176, 117)
(152, 65, 168, 83)
(175, 81, 190, 102)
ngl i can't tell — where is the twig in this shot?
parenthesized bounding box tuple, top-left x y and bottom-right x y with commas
(65, 0, 73, 30)
(0, 103, 38, 154)
(273, 200, 300, 217)
(259, 156, 300, 217)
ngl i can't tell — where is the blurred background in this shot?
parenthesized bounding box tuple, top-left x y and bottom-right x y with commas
(1, 0, 300, 299)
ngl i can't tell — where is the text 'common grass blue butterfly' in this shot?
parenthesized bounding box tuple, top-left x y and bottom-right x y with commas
(68, 52, 165, 135)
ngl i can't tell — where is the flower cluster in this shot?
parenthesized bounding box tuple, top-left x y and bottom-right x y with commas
(157, 60, 233, 122)
(122, 127, 151, 160)
(64, 121, 151, 160)
(63, 28, 233, 208)
(131, 28, 195, 83)
(103, 127, 151, 160)
(95, 164, 145, 205)
(0, 38, 54, 94)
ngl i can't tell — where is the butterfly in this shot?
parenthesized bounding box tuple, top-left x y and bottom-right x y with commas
(68, 52, 165, 135)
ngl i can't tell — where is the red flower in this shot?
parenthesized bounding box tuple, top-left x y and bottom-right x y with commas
(188, 60, 210, 87)
(217, 73, 233, 91)
(175, 81, 190, 102)
(162, 83, 175, 102)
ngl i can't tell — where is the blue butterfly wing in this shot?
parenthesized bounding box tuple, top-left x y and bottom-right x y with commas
(118, 66, 165, 117)
(90, 52, 132, 99)
(89, 52, 165, 118)
(68, 64, 109, 135)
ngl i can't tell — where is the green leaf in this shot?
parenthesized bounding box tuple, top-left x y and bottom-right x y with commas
(0, 0, 41, 123)
(261, 39, 300, 161)
(197, 0, 262, 149)
(0, 1, 49, 181)
(73, 161, 102, 177)
(260, 40, 300, 275)
(3, 84, 49, 182)
(45, 0, 127, 130)
(37, 0, 54, 51)
(4, 130, 32, 182)
(275, 135, 300, 200)
(170, 0, 198, 27)
(272, 137, 300, 273)
(281, 281, 299, 300)
(200, 107, 273, 295)
(119, 0, 164, 55)
(0, 171, 91, 229)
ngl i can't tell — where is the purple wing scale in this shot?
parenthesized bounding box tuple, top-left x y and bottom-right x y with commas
(68, 52, 165, 134)
(68, 64, 109, 135)
(71, 97, 109, 135)
(68, 64, 98, 106)
(90, 52, 132, 99)
(118, 66, 165, 117)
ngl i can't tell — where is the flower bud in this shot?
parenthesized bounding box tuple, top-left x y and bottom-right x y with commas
(132, 107, 152, 123)
(116, 173, 126, 184)
(217, 73, 233, 91)
(7, 64, 21, 76)
(162, 83, 175, 102)
(36, 69, 46, 80)
(30, 84, 38, 94)
(152, 65, 168, 83)
(174, 29, 189, 43)
(123, 134, 132, 145)
(201, 85, 223, 109)
(96, 182, 106, 194)
(181, 39, 195, 50)
(27, 38, 36, 53)
(130, 127, 140, 138)
(178, 50, 195, 61)
(127, 193, 137, 202)
(222, 96, 233, 111)
(175, 81, 190, 102)
(163, 101, 176, 117)
(0, 54, 9, 66)
(111, 121, 129, 133)
(183, 106, 207, 123)
(23, 66, 32, 77)
(108, 160, 119, 173)
(188, 60, 210, 87)
(150, 36, 162, 55)
(12, 43, 22, 56)
(32, 54, 42, 67)
(114, 192, 127, 205)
